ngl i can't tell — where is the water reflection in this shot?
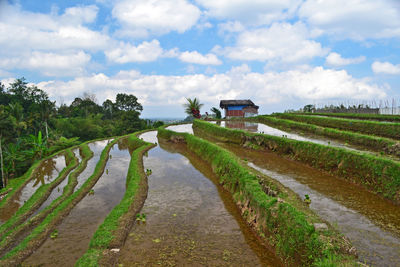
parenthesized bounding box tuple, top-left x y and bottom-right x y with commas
(24, 138, 131, 266)
(118, 131, 281, 266)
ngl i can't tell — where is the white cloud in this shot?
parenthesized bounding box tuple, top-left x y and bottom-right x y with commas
(112, 0, 201, 37)
(0, 51, 91, 77)
(106, 40, 164, 63)
(217, 22, 327, 63)
(218, 21, 245, 35)
(30, 67, 386, 114)
(179, 51, 222, 65)
(299, 0, 400, 40)
(326, 52, 365, 67)
(196, 0, 302, 25)
(372, 61, 400, 75)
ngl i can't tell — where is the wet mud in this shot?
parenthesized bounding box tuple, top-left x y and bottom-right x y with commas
(23, 139, 131, 267)
(118, 131, 282, 267)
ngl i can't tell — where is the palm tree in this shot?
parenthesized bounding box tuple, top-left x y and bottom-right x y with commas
(183, 98, 203, 119)
(210, 107, 221, 119)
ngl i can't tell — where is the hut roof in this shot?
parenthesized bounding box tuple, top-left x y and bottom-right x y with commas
(220, 99, 259, 109)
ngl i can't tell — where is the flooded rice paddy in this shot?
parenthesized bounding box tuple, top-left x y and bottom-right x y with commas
(212, 138, 400, 266)
(33, 149, 83, 217)
(24, 139, 131, 266)
(118, 131, 281, 266)
(0, 154, 66, 224)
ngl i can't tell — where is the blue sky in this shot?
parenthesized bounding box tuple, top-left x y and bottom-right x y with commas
(0, 0, 399, 118)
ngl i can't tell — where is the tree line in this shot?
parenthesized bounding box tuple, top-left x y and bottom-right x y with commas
(0, 78, 162, 188)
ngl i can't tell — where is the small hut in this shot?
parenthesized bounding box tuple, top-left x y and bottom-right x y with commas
(219, 100, 259, 118)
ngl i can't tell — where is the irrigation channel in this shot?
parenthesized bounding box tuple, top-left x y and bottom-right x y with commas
(0, 153, 67, 225)
(118, 130, 282, 266)
(179, 122, 400, 266)
(22, 139, 132, 266)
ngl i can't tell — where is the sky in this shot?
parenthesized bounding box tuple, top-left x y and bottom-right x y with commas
(0, 0, 399, 118)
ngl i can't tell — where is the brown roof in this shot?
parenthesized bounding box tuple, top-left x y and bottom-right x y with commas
(220, 99, 259, 109)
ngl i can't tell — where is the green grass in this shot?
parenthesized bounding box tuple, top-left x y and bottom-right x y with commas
(273, 113, 400, 139)
(0, 149, 78, 240)
(305, 112, 400, 122)
(248, 115, 399, 157)
(158, 126, 356, 266)
(193, 119, 400, 204)
(76, 134, 155, 266)
(0, 138, 119, 264)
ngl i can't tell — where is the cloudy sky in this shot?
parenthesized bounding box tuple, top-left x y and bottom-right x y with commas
(0, 0, 399, 118)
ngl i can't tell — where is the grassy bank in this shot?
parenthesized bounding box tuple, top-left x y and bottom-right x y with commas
(0, 149, 78, 240)
(0, 138, 118, 266)
(0, 144, 93, 257)
(193, 120, 400, 204)
(76, 133, 155, 267)
(248, 115, 400, 157)
(305, 112, 400, 122)
(273, 113, 400, 139)
(157, 126, 356, 266)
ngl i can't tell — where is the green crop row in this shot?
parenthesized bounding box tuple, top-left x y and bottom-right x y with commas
(76, 134, 155, 267)
(0, 138, 118, 266)
(193, 119, 400, 204)
(0, 144, 93, 257)
(158, 126, 356, 266)
(304, 112, 400, 122)
(248, 115, 399, 157)
(273, 113, 400, 139)
(0, 149, 78, 240)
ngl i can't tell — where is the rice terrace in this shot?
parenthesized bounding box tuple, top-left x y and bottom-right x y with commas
(1, 0, 400, 266)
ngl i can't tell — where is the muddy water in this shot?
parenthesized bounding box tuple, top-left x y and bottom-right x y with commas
(24, 139, 131, 267)
(118, 131, 281, 266)
(208, 140, 400, 266)
(74, 140, 109, 192)
(0, 154, 66, 224)
(166, 123, 194, 134)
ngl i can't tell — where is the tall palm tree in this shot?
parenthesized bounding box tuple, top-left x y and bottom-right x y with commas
(183, 98, 203, 119)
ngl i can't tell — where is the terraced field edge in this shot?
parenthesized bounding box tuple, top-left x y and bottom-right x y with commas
(193, 120, 400, 204)
(0, 138, 118, 266)
(158, 126, 357, 266)
(247, 115, 400, 157)
(273, 113, 400, 139)
(76, 132, 156, 267)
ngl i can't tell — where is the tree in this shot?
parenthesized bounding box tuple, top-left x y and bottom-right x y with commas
(183, 97, 203, 119)
(303, 104, 314, 113)
(0, 105, 15, 188)
(115, 93, 143, 112)
(211, 107, 221, 119)
(102, 99, 115, 119)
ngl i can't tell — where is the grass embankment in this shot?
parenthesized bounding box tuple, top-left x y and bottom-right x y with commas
(273, 113, 400, 139)
(193, 120, 400, 204)
(0, 138, 118, 266)
(0, 149, 78, 241)
(76, 133, 156, 267)
(157, 126, 356, 266)
(0, 144, 93, 257)
(305, 112, 400, 122)
(248, 115, 400, 157)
